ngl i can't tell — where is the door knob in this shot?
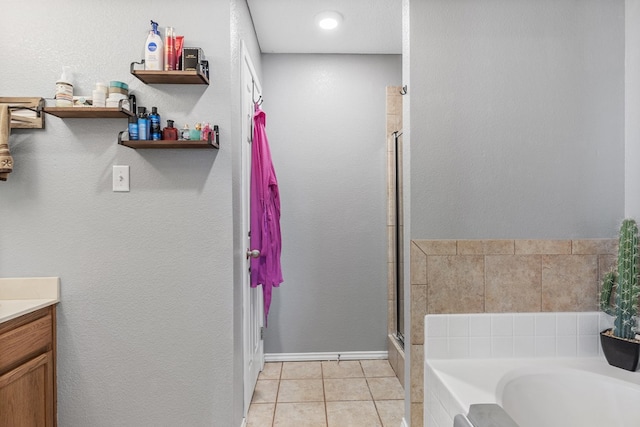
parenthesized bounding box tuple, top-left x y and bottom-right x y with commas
(247, 249, 261, 259)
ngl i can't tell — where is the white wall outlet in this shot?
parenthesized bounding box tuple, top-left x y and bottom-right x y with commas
(112, 165, 130, 192)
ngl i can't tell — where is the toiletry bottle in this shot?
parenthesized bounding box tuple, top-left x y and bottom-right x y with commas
(128, 116, 139, 140)
(164, 27, 176, 71)
(175, 36, 184, 70)
(181, 124, 191, 140)
(190, 122, 201, 141)
(150, 107, 161, 140)
(55, 66, 74, 107)
(162, 120, 178, 140)
(145, 20, 164, 70)
(137, 107, 149, 140)
(202, 122, 211, 142)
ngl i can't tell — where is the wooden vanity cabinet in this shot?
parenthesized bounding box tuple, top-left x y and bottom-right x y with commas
(0, 306, 57, 427)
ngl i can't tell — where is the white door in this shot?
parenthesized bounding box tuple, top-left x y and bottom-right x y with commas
(241, 41, 264, 417)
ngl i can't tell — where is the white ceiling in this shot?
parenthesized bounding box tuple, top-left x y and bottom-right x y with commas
(246, 0, 402, 54)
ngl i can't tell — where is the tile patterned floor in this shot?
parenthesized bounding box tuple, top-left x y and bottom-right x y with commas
(247, 360, 404, 427)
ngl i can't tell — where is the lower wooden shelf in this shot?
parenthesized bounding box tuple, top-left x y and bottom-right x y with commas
(118, 126, 219, 149)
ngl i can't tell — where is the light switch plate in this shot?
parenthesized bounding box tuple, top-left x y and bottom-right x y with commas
(112, 165, 130, 192)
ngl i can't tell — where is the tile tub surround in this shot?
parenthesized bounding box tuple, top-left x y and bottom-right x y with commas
(424, 312, 618, 427)
(409, 239, 617, 427)
(0, 277, 60, 323)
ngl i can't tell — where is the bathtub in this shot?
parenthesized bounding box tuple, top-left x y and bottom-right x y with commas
(425, 357, 640, 427)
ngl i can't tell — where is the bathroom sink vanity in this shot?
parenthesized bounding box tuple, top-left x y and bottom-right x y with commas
(0, 277, 60, 427)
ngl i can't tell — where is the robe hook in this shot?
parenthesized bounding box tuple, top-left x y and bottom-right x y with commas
(399, 85, 408, 95)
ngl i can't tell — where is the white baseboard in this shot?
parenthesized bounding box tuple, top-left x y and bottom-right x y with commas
(264, 351, 388, 362)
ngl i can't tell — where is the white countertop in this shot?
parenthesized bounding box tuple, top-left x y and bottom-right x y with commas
(0, 277, 60, 324)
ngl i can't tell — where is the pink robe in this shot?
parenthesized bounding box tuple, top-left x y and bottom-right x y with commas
(250, 105, 283, 324)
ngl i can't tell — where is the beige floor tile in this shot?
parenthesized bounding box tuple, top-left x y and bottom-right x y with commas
(277, 379, 324, 403)
(375, 400, 404, 427)
(259, 362, 283, 380)
(281, 361, 322, 379)
(324, 378, 372, 401)
(321, 360, 364, 378)
(360, 360, 396, 378)
(273, 402, 327, 427)
(252, 380, 279, 403)
(326, 401, 382, 427)
(247, 403, 275, 427)
(367, 377, 404, 400)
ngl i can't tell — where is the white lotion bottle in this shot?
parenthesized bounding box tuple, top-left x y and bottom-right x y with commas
(55, 66, 73, 107)
(144, 20, 164, 70)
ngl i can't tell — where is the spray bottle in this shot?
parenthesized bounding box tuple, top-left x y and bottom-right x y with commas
(144, 20, 164, 70)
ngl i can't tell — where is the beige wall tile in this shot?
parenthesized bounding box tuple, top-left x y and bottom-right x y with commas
(458, 240, 514, 255)
(542, 255, 598, 311)
(485, 255, 542, 312)
(411, 285, 427, 344)
(427, 256, 484, 314)
(411, 402, 423, 427)
(387, 226, 395, 263)
(413, 240, 457, 255)
(397, 348, 405, 389)
(411, 242, 427, 285)
(410, 345, 424, 403)
(572, 239, 617, 254)
(387, 335, 398, 375)
(388, 299, 396, 335)
(388, 261, 395, 301)
(598, 254, 617, 281)
(515, 240, 571, 254)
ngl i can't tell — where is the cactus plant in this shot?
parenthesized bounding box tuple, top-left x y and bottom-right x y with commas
(600, 219, 640, 340)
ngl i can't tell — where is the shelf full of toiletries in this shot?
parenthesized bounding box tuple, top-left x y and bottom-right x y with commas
(43, 69, 136, 118)
(118, 104, 219, 150)
(130, 20, 209, 85)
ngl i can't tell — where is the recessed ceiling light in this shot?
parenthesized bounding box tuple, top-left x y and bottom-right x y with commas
(315, 11, 343, 30)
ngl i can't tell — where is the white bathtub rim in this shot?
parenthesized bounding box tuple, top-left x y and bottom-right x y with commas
(425, 356, 640, 424)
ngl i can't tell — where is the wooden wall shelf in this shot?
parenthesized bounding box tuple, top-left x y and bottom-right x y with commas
(118, 126, 219, 149)
(43, 106, 134, 118)
(130, 60, 209, 85)
(131, 70, 209, 85)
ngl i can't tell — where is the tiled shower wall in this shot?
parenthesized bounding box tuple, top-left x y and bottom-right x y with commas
(408, 238, 617, 427)
(386, 86, 404, 387)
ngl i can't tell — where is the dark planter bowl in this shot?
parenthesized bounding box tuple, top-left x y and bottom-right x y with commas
(600, 329, 640, 371)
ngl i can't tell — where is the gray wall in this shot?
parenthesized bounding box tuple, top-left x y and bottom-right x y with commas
(1, 1, 259, 426)
(261, 54, 401, 354)
(409, 0, 625, 239)
(626, 0, 640, 219)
